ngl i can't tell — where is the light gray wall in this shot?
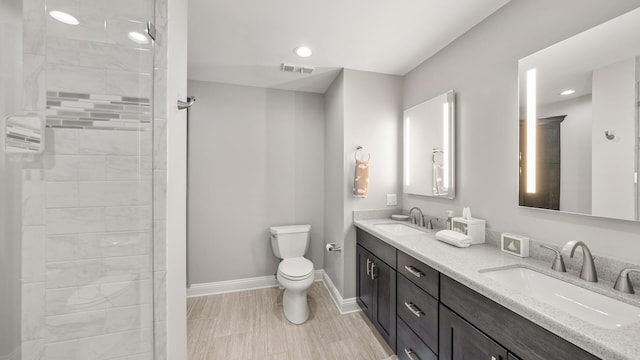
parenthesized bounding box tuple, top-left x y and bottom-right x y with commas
(342, 69, 403, 298)
(324, 71, 345, 294)
(323, 69, 403, 298)
(538, 95, 592, 214)
(187, 80, 325, 284)
(403, 0, 640, 263)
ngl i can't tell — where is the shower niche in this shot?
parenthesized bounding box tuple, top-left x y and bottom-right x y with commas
(403, 90, 456, 198)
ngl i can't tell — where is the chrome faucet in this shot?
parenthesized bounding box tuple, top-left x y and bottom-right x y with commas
(425, 218, 433, 230)
(539, 245, 566, 272)
(562, 241, 598, 282)
(613, 268, 640, 294)
(408, 207, 425, 227)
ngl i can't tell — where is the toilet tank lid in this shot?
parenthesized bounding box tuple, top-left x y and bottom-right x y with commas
(270, 224, 311, 235)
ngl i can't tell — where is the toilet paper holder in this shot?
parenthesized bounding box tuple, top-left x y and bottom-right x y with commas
(326, 243, 342, 252)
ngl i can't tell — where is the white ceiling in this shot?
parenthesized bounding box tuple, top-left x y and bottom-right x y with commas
(187, 0, 510, 93)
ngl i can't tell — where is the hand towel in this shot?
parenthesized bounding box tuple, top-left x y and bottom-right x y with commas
(435, 230, 473, 248)
(353, 160, 369, 198)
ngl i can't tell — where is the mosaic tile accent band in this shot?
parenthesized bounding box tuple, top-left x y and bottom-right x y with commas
(46, 91, 152, 131)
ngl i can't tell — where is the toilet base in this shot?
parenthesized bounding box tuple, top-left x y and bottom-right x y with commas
(283, 288, 309, 324)
(277, 269, 314, 325)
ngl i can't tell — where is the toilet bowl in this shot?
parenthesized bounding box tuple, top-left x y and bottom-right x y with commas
(270, 224, 314, 324)
(277, 257, 314, 324)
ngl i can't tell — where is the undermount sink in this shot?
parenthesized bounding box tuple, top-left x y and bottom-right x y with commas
(481, 266, 640, 329)
(374, 223, 425, 236)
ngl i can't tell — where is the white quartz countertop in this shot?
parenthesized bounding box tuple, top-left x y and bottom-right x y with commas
(354, 219, 640, 360)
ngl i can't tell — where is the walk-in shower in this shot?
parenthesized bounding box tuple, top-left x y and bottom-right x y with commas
(1, 0, 163, 358)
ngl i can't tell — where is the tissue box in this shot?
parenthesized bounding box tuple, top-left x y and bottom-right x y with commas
(451, 217, 485, 245)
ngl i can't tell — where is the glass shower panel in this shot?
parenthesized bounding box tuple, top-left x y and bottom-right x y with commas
(2, 0, 157, 358)
(1, 1, 24, 359)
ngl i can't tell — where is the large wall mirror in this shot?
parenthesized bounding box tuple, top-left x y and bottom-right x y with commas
(518, 7, 640, 221)
(404, 90, 455, 198)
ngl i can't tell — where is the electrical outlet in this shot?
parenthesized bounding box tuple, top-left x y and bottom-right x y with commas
(386, 194, 397, 206)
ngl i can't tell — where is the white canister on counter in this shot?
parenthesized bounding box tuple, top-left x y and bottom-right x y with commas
(451, 217, 486, 245)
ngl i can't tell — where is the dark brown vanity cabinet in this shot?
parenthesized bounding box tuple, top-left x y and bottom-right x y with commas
(396, 251, 439, 360)
(440, 275, 599, 360)
(356, 229, 599, 360)
(356, 229, 397, 350)
(439, 304, 508, 360)
(397, 317, 437, 360)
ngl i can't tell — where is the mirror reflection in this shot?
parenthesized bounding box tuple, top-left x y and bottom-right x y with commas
(518, 7, 640, 221)
(403, 90, 455, 198)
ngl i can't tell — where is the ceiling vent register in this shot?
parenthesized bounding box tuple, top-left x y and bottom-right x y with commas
(280, 63, 314, 74)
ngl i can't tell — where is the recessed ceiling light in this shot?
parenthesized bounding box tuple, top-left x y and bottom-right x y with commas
(49, 10, 79, 25)
(294, 46, 313, 58)
(128, 31, 149, 44)
(560, 89, 576, 96)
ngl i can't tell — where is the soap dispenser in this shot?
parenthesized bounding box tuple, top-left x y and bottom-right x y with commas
(446, 210, 454, 230)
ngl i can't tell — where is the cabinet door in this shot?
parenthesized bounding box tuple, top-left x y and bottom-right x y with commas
(439, 304, 508, 360)
(372, 256, 396, 350)
(356, 245, 374, 318)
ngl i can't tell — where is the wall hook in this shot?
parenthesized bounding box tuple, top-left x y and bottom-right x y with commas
(604, 131, 615, 140)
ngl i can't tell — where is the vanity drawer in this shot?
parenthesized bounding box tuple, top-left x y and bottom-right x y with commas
(397, 317, 437, 360)
(440, 275, 599, 360)
(397, 250, 439, 299)
(356, 228, 396, 269)
(397, 274, 438, 354)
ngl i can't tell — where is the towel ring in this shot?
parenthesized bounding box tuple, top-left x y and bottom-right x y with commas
(355, 146, 371, 161)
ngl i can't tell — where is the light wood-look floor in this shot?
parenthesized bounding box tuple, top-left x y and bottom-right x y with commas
(187, 282, 397, 360)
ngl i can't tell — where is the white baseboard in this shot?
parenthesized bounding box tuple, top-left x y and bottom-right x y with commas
(321, 271, 361, 314)
(187, 269, 324, 298)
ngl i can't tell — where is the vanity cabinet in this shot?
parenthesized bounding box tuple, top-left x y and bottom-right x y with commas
(397, 317, 437, 360)
(355, 227, 601, 360)
(356, 229, 397, 350)
(396, 250, 439, 359)
(440, 275, 599, 360)
(439, 304, 508, 360)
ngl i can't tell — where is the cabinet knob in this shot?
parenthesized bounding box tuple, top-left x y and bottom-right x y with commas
(404, 348, 420, 360)
(404, 265, 423, 278)
(491, 356, 498, 360)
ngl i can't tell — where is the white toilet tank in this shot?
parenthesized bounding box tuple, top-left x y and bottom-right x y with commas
(270, 224, 311, 259)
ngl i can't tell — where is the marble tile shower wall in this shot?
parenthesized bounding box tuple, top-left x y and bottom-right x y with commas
(19, 0, 168, 359)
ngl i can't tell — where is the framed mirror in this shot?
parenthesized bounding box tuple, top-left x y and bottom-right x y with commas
(403, 90, 455, 198)
(518, 7, 640, 221)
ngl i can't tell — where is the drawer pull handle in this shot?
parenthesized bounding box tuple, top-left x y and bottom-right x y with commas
(366, 258, 371, 276)
(491, 357, 498, 360)
(404, 301, 423, 317)
(404, 348, 420, 360)
(404, 265, 423, 278)
(370, 262, 377, 280)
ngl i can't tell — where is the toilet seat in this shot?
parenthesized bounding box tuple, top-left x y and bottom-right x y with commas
(278, 257, 313, 280)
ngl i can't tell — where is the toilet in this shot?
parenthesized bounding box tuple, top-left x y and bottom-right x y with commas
(270, 224, 314, 324)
